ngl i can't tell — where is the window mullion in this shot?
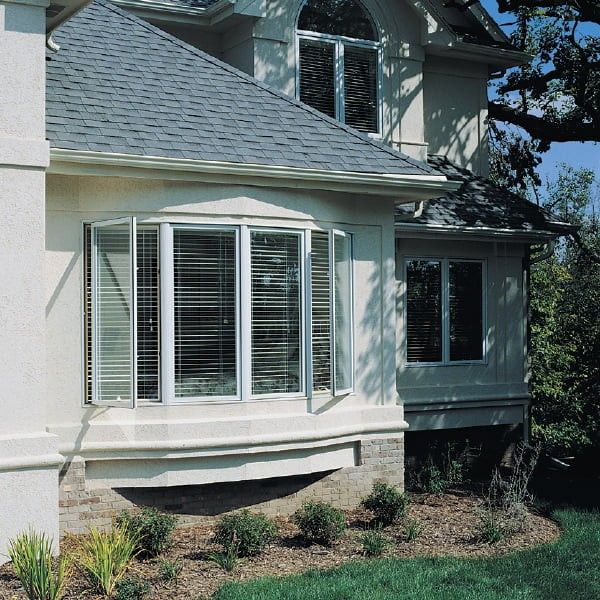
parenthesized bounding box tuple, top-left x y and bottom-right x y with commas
(240, 225, 252, 402)
(159, 223, 174, 405)
(329, 231, 336, 394)
(305, 230, 313, 400)
(442, 259, 450, 364)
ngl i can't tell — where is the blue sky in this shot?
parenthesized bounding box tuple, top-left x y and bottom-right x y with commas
(480, 0, 600, 186)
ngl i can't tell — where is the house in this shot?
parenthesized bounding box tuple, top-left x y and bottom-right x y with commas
(0, 0, 574, 557)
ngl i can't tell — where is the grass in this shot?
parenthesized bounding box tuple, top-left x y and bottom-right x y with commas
(214, 509, 600, 600)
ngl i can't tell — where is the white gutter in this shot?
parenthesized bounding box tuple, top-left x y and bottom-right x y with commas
(49, 148, 461, 201)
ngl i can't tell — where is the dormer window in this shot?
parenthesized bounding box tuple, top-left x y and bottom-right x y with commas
(297, 0, 381, 135)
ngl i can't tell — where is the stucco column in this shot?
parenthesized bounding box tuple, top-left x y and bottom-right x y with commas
(0, 0, 61, 562)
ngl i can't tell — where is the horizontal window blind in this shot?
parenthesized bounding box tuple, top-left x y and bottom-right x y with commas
(311, 231, 331, 392)
(343, 45, 378, 133)
(173, 229, 237, 398)
(298, 0, 377, 40)
(251, 231, 301, 395)
(333, 233, 353, 392)
(406, 260, 442, 363)
(92, 222, 134, 403)
(449, 261, 483, 361)
(299, 38, 336, 119)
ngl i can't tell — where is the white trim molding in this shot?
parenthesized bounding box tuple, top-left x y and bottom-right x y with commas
(48, 148, 460, 201)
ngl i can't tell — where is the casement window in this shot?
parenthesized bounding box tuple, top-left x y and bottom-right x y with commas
(297, 0, 381, 135)
(84, 222, 354, 406)
(405, 258, 486, 365)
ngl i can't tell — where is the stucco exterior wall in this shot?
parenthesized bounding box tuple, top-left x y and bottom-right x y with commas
(0, 0, 60, 562)
(396, 236, 528, 430)
(45, 173, 405, 508)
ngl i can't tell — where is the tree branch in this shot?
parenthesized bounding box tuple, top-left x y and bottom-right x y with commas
(496, 0, 600, 24)
(570, 231, 600, 264)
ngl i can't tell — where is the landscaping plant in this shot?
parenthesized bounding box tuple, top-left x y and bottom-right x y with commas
(360, 527, 389, 557)
(114, 575, 150, 600)
(361, 482, 409, 526)
(214, 510, 278, 557)
(116, 507, 178, 557)
(292, 501, 346, 546)
(79, 525, 138, 597)
(404, 518, 424, 542)
(207, 543, 239, 573)
(8, 530, 70, 600)
(158, 558, 183, 583)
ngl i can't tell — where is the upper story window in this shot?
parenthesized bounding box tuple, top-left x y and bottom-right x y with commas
(297, 0, 381, 135)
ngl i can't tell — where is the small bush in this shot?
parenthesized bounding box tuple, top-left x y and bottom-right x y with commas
(158, 558, 182, 583)
(361, 483, 409, 526)
(477, 508, 505, 544)
(292, 501, 346, 546)
(79, 525, 138, 596)
(8, 530, 70, 600)
(360, 528, 389, 557)
(404, 518, 424, 542)
(116, 508, 177, 558)
(214, 510, 278, 558)
(411, 441, 473, 494)
(114, 575, 150, 600)
(207, 545, 239, 572)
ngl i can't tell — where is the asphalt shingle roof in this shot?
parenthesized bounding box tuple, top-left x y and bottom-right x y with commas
(396, 155, 577, 235)
(46, 0, 436, 176)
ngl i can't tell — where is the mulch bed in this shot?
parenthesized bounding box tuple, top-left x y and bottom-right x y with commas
(0, 491, 560, 599)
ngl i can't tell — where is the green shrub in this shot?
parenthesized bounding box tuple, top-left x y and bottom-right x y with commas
(361, 483, 409, 526)
(360, 528, 389, 557)
(404, 518, 424, 542)
(116, 508, 177, 557)
(79, 525, 138, 596)
(292, 501, 346, 546)
(158, 558, 182, 583)
(114, 575, 150, 600)
(477, 508, 505, 544)
(8, 530, 70, 600)
(214, 510, 278, 557)
(207, 544, 239, 572)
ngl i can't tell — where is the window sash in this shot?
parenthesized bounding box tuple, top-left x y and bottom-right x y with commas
(404, 258, 486, 366)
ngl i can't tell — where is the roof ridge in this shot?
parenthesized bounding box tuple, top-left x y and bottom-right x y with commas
(96, 0, 435, 176)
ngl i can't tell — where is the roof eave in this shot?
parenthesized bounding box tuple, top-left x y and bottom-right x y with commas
(427, 40, 532, 68)
(48, 148, 461, 201)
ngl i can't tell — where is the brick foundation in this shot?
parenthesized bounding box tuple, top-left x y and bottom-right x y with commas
(59, 437, 404, 534)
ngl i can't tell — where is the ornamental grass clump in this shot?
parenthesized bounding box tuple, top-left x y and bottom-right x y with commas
(79, 525, 138, 597)
(360, 527, 390, 557)
(361, 482, 409, 526)
(292, 501, 346, 546)
(116, 508, 178, 558)
(8, 530, 70, 600)
(214, 510, 278, 558)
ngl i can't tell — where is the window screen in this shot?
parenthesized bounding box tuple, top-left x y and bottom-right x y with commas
(333, 232, 353, 393)
(299, 38, 336, 120)
(343, 45, 378, 133)
(311, 231, 331, 392)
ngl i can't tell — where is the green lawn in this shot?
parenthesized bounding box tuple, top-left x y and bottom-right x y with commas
(214, 510, 600, 600)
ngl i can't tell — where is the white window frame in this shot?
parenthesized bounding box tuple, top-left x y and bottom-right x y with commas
(404, 257, 487, 367)
(295, 29, 383, 137)
(85, 222, 355, 406)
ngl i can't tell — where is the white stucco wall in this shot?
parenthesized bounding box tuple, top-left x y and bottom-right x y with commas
(0, 0, 60, 562)
(396, 235, 529, 430)
(45, 172, 405, 488)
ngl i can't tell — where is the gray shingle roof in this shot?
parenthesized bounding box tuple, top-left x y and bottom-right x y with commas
(396, 155, 577, 235)
(46, 0, 436, 176)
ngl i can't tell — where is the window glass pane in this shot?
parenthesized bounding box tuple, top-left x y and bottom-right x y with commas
(449, 261, 483, 361)
(344, 45, 378, 133)
(406, 260, 442, 363)
(299, 38, 336, 119)
(93, 222, 133, 402)
(174, 229, 237, 398)
(137, 228, 160, 401)
(251, 231, 301, 395)
(311, 231, 331, 392)
(334, 233, 353, 392)
(298, 0, 377, 40)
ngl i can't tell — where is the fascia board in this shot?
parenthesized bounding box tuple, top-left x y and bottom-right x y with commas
(49, 148, 462, 201)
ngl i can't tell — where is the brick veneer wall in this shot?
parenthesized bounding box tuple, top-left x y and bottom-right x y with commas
(58, 437, 404, 534)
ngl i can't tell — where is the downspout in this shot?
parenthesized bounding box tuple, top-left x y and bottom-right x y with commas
(395, 200, 425, 221)
(529, 239, 555, 265)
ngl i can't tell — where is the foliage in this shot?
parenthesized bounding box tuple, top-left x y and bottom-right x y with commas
(157, 558, 182, 583)
(214, 509, 600, 600)
(214, 511, 278, 558)
(292, 501, 346, 547)
(207, 545, 239, 573)
(361, 483, 409, 526)
(410, 441, 471, 494)
(476, 508, 506, 544)
(403, 518, 424, 543)
(116, 508, 178, 558)
(79, 525, 138, 597)
(360, 528, 389, 557)
(114, 576, 150, 600)
(8, 531, 71, 600)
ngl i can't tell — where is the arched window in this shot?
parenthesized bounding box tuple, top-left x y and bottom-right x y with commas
(297, 0, 380, 134)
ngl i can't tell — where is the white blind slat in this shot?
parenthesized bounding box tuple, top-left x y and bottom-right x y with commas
(311, 231, 331, 392)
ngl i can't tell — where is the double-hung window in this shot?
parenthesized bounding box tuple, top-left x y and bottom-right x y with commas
(297, 0, 381, 134)
(404, 258, 486, 365)
(84, 222, 354, 406)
